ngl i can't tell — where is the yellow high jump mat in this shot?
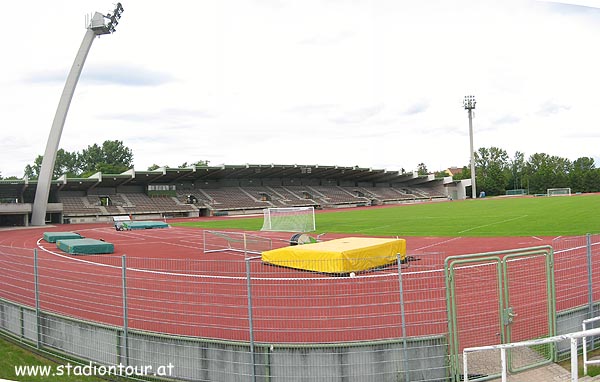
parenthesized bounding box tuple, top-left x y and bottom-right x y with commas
(261, 237, 406, 274)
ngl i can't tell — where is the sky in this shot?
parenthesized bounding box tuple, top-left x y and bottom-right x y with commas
(1, 0, 600, 178)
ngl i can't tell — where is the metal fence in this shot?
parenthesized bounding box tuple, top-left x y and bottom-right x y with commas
(0, 233, 599, 381)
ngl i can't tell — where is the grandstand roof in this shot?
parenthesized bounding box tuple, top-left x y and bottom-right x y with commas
(7, 164, 433, 192)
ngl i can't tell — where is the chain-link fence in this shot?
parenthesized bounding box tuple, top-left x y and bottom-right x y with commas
(0, 233, 599, 381)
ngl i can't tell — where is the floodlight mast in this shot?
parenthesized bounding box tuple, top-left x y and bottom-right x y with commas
(463, 95, 477, 199)
(31, 4, 124, 226)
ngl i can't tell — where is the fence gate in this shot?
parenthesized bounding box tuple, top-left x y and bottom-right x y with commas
(445, 246, 556, 381)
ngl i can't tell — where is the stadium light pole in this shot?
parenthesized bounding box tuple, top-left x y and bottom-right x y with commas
(463, 95, 477, 199)
(31, 4, 124, 226)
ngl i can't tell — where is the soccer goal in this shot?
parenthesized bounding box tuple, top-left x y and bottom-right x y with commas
(260, 206, 316, 232)
(547, 188, 571, 197)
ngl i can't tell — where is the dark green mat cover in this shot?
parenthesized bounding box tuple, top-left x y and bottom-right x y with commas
(56, 238, 114, 255)
(43, 232, 82, 243)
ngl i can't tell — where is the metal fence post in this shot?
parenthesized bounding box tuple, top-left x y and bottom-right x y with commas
(586, 233, 595, 350)
(33, 248, 41, 349)
(122, 255, 129, 365)
(397, 254, 410, 382)
(245, 235, 257, 382)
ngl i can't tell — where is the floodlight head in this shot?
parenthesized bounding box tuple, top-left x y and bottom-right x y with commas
(89, 2, 124, 35)
(463, 95, 476, 110)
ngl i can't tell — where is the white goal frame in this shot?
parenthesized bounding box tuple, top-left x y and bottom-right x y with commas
(260, 206, 316, 232)
(547, 187, 571, 197)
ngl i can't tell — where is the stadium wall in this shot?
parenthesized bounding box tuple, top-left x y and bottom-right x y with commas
(0, 298, 447, 381)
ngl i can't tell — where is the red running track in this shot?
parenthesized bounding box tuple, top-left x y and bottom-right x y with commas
(0, 223, 597, 348)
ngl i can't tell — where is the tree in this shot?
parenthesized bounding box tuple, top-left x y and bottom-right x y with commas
(417, 163, 428, 176)
(78, 144, 103, 174)
(508, 151, 526, 191)
(525, 153, 572, 194)
(474, 147, 510, 196)
(451, 166, 471, 181)
(78, 140, 133, 176)
(570, 157, 599, 193)
(192, 160, 210, 167)
(24, 140, 134, 179)
(101, 140, 133, 170)
(147, 160, 210, 171)
(55, 149, 79, 177)
(24, 156, 43, 180)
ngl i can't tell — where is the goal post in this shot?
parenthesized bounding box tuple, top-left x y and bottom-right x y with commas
(547, 188, 571, 197)
(261, 206, 316, 232)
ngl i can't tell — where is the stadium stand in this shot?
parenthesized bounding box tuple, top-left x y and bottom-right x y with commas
(265, 186, 319, 207)
(0, 164, 462, 226)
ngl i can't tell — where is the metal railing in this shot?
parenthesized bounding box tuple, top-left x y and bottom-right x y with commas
(463, 327, 600, 382)
(583, 316, 600, 375)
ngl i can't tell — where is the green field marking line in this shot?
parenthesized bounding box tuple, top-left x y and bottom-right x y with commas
(355, 224, 394, 233)
(412, 237, 463, 251)
(457, 215, 529, 234)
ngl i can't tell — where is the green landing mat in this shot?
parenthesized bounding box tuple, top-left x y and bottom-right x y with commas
(123, 221, 169, 230)
(56, 238, 114, 255)
(43, 232, 82, 243)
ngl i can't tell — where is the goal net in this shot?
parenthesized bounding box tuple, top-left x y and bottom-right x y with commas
(547, 188, 571, 197)
(203, 230, 273, 255)
(260, 207, 316, 232)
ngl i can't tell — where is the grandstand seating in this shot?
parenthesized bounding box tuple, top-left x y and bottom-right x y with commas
(58, 185, 446, 220)
(60, 193, 195, 219)
(306, 185, 370, 206)
(0, 164, 455, 226)
(368, 187, 417, 201)
(190, 187, 271, 211)
(124, 193, 196, 213)
(265, 186, 319, 207)
(57, 195, 102, 216)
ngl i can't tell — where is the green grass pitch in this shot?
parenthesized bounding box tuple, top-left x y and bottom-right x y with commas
(173, 194, 600, 237)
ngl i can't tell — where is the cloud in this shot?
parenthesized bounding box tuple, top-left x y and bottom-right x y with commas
(420, 124, 465, 136)
(402, 100, 430, 115)
(286, 103, 339, 117)
(23, 64, 174, 87)
(98, 108, 216, 123)
(84, 64, 175, 86)
(493, 114, 521, 124)
(23, 70, 68, 84)
(298, 30, 355, 46)
(329, 104, 385, 124)
(564, 130, 600, 138)
(541, 0, 600, 14)
(537, 101, 571, 116)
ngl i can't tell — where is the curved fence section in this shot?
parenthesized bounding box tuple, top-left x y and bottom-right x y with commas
(0, 233, 599, 381)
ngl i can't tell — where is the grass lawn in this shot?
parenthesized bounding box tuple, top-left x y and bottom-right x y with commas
(174, 194, 600, 237)
(0, 335, 106, 382)
(559, 346, 600, 377)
